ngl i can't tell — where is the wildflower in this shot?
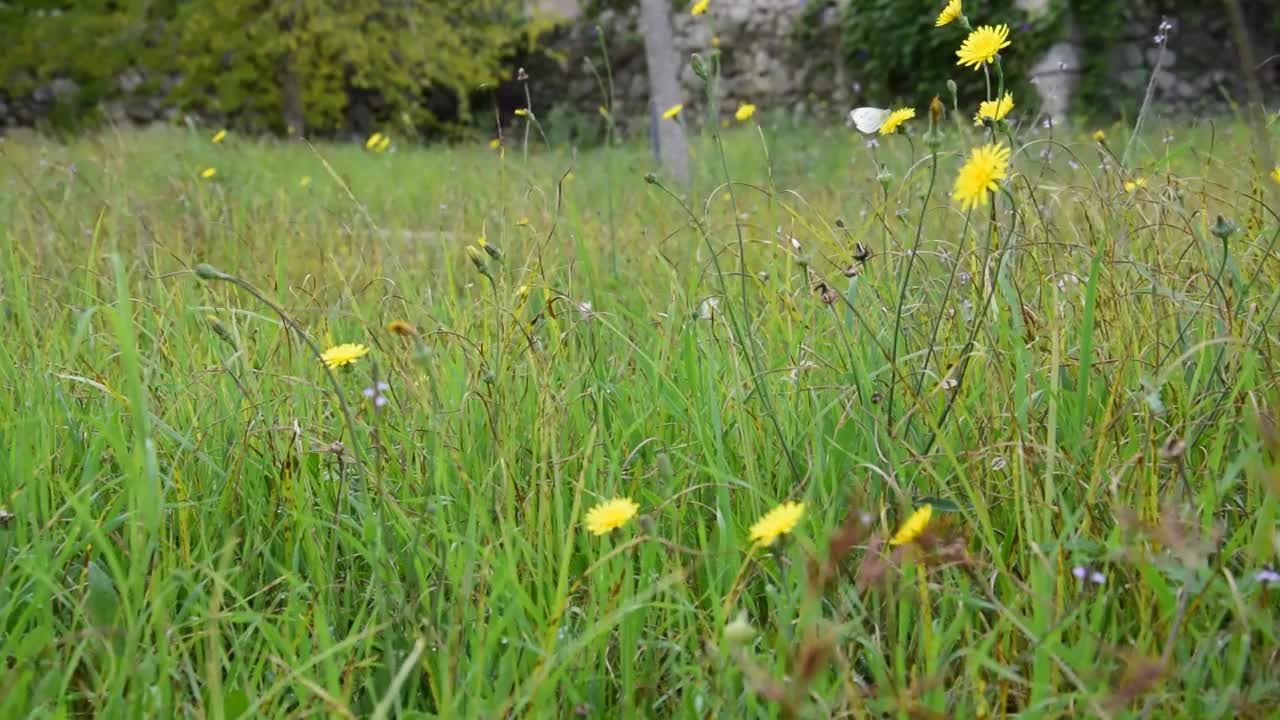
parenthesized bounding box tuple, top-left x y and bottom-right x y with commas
(889, 504, 932, 546)
(515, 285, 531, 305)
(956, 24, 1011, 69)
(1124, 178, 1147, 192)
(749, 501, 805, 547)
(723, 610, 755, 645)
(1092, 129, 1106, 142)
(211, 129, 227, 144)
(585, 497, 638, 535)
(691, 0, 709, 16)
(734, 102, 757, 122)
(1255, 569, 1280, 585)
(930, 96, 944, 124)
(514, 108, 529, 117)
(1271, 166, 1280, 184)
(373, 135, 391, 153)
(465, 245, 489, 274)
(662, 103, 684, 120)
(952, 143, 1011, 211)
(973, 92, 1014, 125)
(362, 381, 390, 408)
(935, 0, 962, 27)
(200, 167, 217, 180)
(878, 107, 915, 135)
(515, 217, 530, 227)
(489, 138, 501, 149)
(1072, 565, 1106, 584)
(299, 175, 312, 188)
(477, 236, 503, 260)
(711, 35, 721, 47)
(386, 320, 418, 337)
(365, 132, 384, 150)
(321, 343, 369, 369)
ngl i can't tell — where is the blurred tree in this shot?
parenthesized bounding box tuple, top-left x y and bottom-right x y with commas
(169, 0, 546, 134)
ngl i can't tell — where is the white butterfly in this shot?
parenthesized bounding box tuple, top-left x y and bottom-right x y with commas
(849, 107, 891, 135)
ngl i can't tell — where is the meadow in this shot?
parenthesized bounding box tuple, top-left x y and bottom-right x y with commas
(1, 95, 1279, 718)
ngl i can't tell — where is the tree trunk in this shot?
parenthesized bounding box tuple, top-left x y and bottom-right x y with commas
(638, 0, 689, 184)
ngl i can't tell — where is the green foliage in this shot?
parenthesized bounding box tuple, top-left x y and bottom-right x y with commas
(0, 0, 548, 134)
(838, 0, 1062, 110)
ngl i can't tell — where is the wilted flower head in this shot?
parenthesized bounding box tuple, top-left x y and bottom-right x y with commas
(386, 320, 418, 337)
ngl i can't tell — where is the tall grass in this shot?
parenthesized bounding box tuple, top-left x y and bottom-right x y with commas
(0, 99, 1278, 718)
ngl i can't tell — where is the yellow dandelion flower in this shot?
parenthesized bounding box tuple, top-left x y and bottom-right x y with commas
(662, 103, 684, 120)
(691, 0, 709, 16)
(365, 132, 384, 150)
(321, 343, 369, 369)
(299, 175, 312, 188)
(889, 504, 933, 546)
(585, 497, 638, 535)
(386, 320, 418, 337)
(374, 135, 391, 153)
(749, 501, 805, 547)
(211, 129, 227, 144)
(935, 0, 962, 27)
(952, 142, 1011, 211)
(711, 35, 721, 47)
(514, 108, 529, 117)
(1270, 166, 1280, 184)
(515, 217, 530, 226)
(200, 167, 216, 179)
(1092, 129, 1106, 142)
(973, 92, 1014, 125)
(489, 137, 501, 149)
(734, 102, 757, 122)
(1123, 177, 1147, 192)
(956, 24, 1011, 69)
(878, 107, 916, 135)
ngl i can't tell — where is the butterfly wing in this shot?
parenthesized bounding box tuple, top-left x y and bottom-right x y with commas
(850, 107, 890, 134)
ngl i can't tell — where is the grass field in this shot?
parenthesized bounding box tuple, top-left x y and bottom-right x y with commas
(2, 106, 1279, 718)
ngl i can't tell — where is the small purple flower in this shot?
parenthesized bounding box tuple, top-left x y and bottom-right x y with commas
(1073, 566, 1106, 585)
(363, 382, 391, 408)
(1255, 569, 1280, 585)
(864, 138, 879, 149)
(1072, 566, 1088, 580)
(1089, 571, 1106, 585)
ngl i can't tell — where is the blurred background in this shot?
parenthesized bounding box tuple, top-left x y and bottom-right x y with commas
(1, 0, 1276, 143)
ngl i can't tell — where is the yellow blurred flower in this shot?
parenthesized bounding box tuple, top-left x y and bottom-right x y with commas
(585, 497, 638, 535)
(489, 137, 501, 149)
(711, 35, 721, 47)
(1092, 129, 1106, 142)
(889, 504, 933, 546)
(662, 103, 684, 120)
(211, 129, 227, 144)
(749, 501, 804, 547)
(374, 135, 391, 153)
(935, 0, 962, 27)
(1271, 166, 1280, 184)
(956, 24, 1011, 69)
(734, 102, 756, 122)
(515, 217, 530, 226)
(691, 0, 709, 16)
(1124, 177, 1147, 192)
(952, 142, 1010, 211)
(386, 320, 418, 337)
(299, 175, 312, 188)
(321, 343, 369, 369)
(514, 108, 529, 117)
(973, 92, 1014, 125)
(365, 132, 384, 150)
(200, 167, 216, 179)
(878, 107, 915, 135)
